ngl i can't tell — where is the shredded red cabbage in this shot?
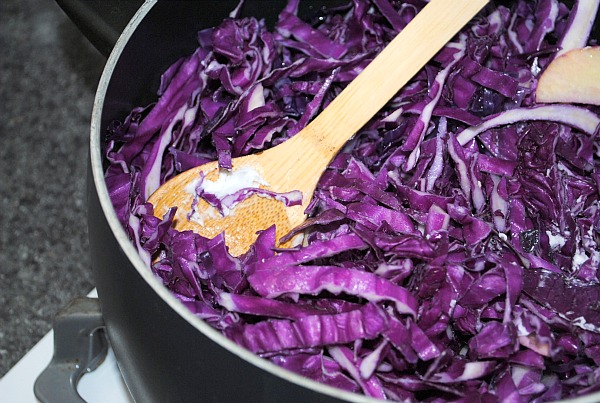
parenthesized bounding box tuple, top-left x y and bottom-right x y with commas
(105, 0, 600, 400)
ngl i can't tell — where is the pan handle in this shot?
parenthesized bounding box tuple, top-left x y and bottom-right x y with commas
(34, 297, 108, 403)
(55, 0, 144, 57)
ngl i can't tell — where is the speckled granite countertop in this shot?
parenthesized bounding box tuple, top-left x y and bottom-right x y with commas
(0, 0, 105, 376)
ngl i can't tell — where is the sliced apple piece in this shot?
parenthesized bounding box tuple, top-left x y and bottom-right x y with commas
(536, 46, 600, 105)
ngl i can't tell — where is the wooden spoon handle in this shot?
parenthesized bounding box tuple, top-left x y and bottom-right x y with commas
(293, 0, 489, 158)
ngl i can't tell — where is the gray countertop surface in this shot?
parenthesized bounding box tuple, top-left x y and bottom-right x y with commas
(0, 0, 105, 377)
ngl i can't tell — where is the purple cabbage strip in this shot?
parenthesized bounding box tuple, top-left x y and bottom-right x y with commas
(194, 185, 303, 217)
(402, 37, 467, 171)
(328, 345, 388, 398)
(557, 0, 600, 56)
(105, 0, 600, 401)
(224, 302, 387, 354)
(456, 104, 600, 146)
(248, 264, 418, 316)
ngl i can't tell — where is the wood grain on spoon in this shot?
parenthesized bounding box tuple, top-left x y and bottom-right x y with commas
(148, 0, 489, 256)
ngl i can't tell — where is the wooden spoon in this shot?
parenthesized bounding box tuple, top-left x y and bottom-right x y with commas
(148, 0, 489, 256)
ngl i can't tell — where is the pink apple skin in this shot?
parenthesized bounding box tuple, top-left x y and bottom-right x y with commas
(536, 46, 600, 106)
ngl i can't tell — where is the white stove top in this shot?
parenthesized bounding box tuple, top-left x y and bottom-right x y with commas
(0, 291, 133, 402)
